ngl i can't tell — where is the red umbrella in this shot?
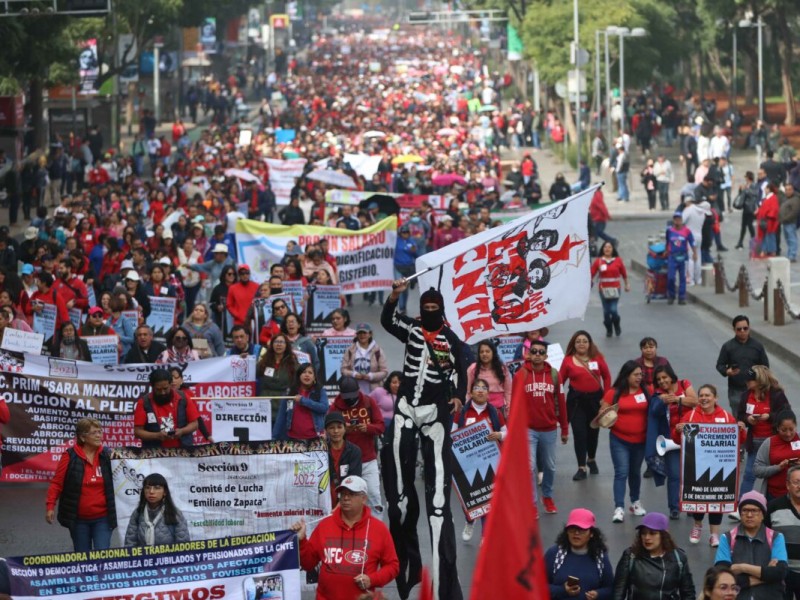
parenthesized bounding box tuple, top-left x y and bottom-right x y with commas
(432, 173, 467, 186)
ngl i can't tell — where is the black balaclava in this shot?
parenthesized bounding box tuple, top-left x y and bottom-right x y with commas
(419, 288, 445, 331)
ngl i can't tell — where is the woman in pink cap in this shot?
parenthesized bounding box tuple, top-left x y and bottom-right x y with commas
(545, 508, 614, 599)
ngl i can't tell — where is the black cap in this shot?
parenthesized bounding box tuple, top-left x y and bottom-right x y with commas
(339, 376, 360, 400)
(325, 412, 346, 428)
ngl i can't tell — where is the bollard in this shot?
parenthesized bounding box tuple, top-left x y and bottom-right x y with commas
(714, 262, 724, 294)
(774, 289, 785, 326)
(764, 287, 769, 322)
(701, 265, 713, 287)
(738, 273, 748, 307)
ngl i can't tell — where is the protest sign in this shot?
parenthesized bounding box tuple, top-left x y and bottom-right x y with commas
(32, 303, 57, 344)
(282, 279, 305, 315)
(250, 294, 294, 342)
(111, 441, 331, 539)
(293, 349, 311, 365)
(1, 329, 44, 355)
(417, 189, 595, 344)
(68, 307, 83, 330)
(264, 157, 307, 205)
(494, 334, 523, 374)
(211, 398, 271, 442)
(305, 284, 342, 333)
(679, 422, 739, 513)
(315, 336, 352, 396)
(84, 334, 119, 365)
(146, 296, 177, 338)
(7, 530, 300, 600)
(0, 354, 255, 482)
(451, 420, 501, 521)
(237, 217, 397, 293)
(121, 309, 139, 334)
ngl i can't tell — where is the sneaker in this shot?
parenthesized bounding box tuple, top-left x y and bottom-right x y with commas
(678, 299, 687, 305)
(690, 524, 702, 544)
(630, 501, 646, 516)
(587, 460, 599, 475)
(728, 510, 740, 521)
(612, 507, 624, 523)
(709, 534, 720, 548)
(669, 510, 680, 520)
(543, 497, 558, 514)
(572, 468, 587, 481)
(462, 522, 474, 542)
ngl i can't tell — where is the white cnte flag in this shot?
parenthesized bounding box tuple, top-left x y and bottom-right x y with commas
(416, 185, 597, 344)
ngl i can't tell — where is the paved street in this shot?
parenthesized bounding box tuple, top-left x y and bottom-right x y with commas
(3, 211, 800, 596)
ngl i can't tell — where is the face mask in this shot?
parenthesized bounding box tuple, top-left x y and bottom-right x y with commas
(420, 307, 444, 331)
(345, 395, 360, 408)
(411, 217, 421, 223)
(62, 335, 75, 345)
(270, 287, 283, 295)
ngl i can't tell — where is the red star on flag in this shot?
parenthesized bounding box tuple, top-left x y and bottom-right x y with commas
(542, 235, 585, 266)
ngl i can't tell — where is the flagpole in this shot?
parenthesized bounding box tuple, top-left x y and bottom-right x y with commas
(401, 183, 604, 288)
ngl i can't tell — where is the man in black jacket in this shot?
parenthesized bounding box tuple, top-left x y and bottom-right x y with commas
(123, 325, 166, 364)
(715, 314, 770, 416)
(324, 412, 362, 509)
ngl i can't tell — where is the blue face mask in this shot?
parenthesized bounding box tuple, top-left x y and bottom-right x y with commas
(411, 217, 421, 223)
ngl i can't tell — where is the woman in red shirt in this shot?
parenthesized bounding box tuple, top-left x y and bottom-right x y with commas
(674, 384, 739, 547)
(601, 360, 649, 524)
(559, 330, 612, 481)
(590, 241, 630, 338)
(736, 366, 789, 497)
(754, 410, 800, 501)
(755, 182, 780, 256)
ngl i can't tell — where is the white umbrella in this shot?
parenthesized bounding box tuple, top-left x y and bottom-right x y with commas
(306, 169, 357, 189)
(364, 130, 386, 139)
(436, 127, 458, 137)
(224, 168, 261, 184)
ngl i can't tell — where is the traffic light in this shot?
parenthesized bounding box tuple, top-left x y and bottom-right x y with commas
(63, 0, 109, 14)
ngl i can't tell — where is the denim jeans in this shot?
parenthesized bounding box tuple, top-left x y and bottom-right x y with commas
(761, 232, 777, 255)
(593, 221, 617, 245)
(657, 181, 670, 210)
(667, 256, 687, 300)
(785, 223, 798, 260)
(665, 448, 681, 513)
(528, 429, 557, 502)
(600, 296, 620, 322)
(70, 517, 113, 552)
(609, 433, 645, 509)
(740, 437, 766, 496)
(616, 172, 629, 201)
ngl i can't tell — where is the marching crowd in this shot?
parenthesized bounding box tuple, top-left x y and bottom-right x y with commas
(2, 18, 800, 600)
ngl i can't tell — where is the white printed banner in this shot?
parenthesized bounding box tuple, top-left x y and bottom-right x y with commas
(84, 334, 119, 365)
(264, 157, 307, 205)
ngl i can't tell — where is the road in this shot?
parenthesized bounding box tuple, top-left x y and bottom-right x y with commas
(2, 217, 798, 598)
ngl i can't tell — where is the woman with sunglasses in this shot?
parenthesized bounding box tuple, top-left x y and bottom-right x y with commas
(258, 298, 290, 346)
(156, 326, 199, 364)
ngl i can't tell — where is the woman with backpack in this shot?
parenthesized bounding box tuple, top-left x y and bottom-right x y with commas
(612, 512, 695, 599)
(545, 508, 614, 599)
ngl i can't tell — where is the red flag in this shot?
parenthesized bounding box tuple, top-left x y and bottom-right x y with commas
(419, 567, 433, 600)
(470, 389, 550, 600)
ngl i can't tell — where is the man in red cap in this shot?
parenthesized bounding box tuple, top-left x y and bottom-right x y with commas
(381, 280, 468, 600)
(225, 264, 259, 326)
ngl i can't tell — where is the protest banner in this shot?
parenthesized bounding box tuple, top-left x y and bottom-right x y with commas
(282, 279, 305, 315)
(679, 422, 739, 513)
(84, 334, 119, 365)
(111, 441, 331, 539)
(68, 307, 83, 330)
(32, 303, 57, 344)
(493, 334, 524, 374)
(315, 336, 351, 397)
(0, 354, 256, 482)
(146, 296, 177, 338)
(237, 217, 397, 293)
(264, 157, 307, 205)
(0, 329, 44, 355)
(417, 187, 596, 344)
(121, 309, 139, 334)
(7, 529, 301, 600)
(305, 284, 342, 333)
(451, 420, 501, 521)
(211, 398, 271, 442)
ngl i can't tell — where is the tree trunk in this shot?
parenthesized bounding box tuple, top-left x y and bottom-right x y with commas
(742, 48, 756, 106)
(707, 47, 731, 90)
(776, 19, 796, 126)
(30, 77, 46, 150)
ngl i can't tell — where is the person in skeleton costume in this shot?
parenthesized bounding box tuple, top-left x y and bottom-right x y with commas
(380, 280, 467, 600)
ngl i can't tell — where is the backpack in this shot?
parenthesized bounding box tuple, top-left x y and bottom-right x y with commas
(457, 402, 502, 433)
(727, 525, 775, 554)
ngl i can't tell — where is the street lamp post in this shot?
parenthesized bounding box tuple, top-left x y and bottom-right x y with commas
(738, 15, 764, 121)
(594, 30, 604, 133)
(573, 0, 581, 166)
(606, 26, 647, 109)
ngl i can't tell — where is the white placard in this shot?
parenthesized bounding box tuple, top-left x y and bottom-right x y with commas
(1, 329, 44, 355)
(211, 398, 272, 442)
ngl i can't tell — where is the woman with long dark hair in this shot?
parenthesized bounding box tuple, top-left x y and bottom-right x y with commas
(124, 473, 190, 546)
(371, 371, 401, 432)
(281, 312, 319, 372)
(156, 326, 199, 364)
(272, 363, 328, 441)
(210, 264, 236, 340)
(601, 360, 650, 523)
(545, 508, 614, 599)
(590, 241, 630, 337)
(612, 512, 695, 599)
(559, 330, 611, 481)
(465, 340, 511, 412)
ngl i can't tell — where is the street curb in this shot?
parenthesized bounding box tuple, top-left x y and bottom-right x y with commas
(630, 259, 800, 367)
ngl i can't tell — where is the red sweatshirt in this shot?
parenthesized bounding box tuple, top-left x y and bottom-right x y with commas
(46, 444, 108, 520)
(741, 391, 773, 439)
(512, 361, 567, 433)
(225, 281, 259, 326)
(53, 276, 90, 311)
(30, 288, 70, 329)
(329, 393, 385, 462)
(299, 506, 400, 600)
(559, 354, 611, 393)
(591, 256, 628, 289)
(604, 388, 649, 445)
